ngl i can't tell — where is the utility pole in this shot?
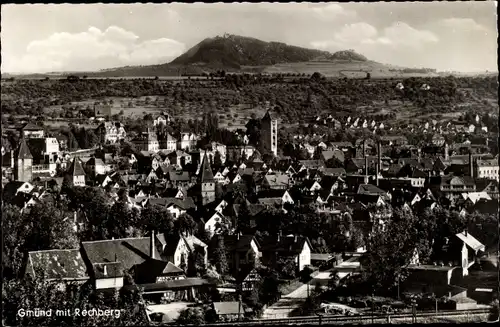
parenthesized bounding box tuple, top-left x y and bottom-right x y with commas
(411, 299, 417, 324)
(238, 292, 242, 322)
(397, 274, 400, 300)
(372, 293, 375, 324)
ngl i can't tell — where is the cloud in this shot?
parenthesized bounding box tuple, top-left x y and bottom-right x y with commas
(3, 26, 185, 73)
(382, 22, 438, 47)
(438, 18, 488, 32)
(310, 21, 438, 52)
(310, 4, 357, 20)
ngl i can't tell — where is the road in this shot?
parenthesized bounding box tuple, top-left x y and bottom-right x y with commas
(261, 271, 352, 319)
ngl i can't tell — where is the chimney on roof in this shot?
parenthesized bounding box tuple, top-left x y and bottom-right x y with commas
(464, 228, 468, 237)
(103, 265, 108, 277)
(294, 235, 298, 243)
(151, 230, 156, 259)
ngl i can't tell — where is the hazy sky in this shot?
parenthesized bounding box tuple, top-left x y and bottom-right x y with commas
(2, 2, 497, 73)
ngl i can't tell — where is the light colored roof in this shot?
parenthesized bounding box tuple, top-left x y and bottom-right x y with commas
(455, 232, 485, 252)
(213, 302, 241, 315)
(462, 192, 491, 204)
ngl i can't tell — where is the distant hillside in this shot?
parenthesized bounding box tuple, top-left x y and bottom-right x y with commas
(170, 34, 353, 68)
(4, 34, 449, 79)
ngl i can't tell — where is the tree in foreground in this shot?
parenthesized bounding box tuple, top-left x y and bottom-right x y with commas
(176, 307, 206, 325)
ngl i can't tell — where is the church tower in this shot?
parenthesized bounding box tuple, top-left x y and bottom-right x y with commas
(66, 158, 86, 187)
(198, 150, 215, 205)
(260, 110, 278, 157)
(14, 138, 33, 182)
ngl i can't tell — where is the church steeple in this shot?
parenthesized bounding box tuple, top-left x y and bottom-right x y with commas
(199, 150, 214, 182)
(14, 137, 33, 182)
(199, 150, 215, 205)
(16, 137, 33, 160)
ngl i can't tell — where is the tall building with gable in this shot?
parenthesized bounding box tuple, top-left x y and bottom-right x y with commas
(66, 158, 86, 187)
(198, 150, 215, 205)
(14, 138, 33, 182)
(260, 110, 278, 157)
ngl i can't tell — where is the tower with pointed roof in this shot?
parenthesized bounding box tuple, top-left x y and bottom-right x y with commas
(198, 150, 215, 205)
(260, 110, 278, 157)
(14, 138, 33, 182)
(66, 158, 86, 187)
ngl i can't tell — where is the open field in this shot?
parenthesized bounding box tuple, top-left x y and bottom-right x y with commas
(259, 60, 441, 78)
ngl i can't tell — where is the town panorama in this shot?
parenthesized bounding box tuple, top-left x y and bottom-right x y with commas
(1, 2, 499, 326)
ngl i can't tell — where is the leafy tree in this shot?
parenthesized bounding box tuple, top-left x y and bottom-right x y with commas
(211, 235, 229, 275)
(277, 256, 297, 279)
(2, 205, 25, 279)
(213, 151, 223, 170)
(23, 202, 79, 253)
(299, 266, 314, 298)
(140, 205, 175, 236)
(362, 208, 430, 294)
(258, 268, 280, 305)
(67, 131, 80, 151)
(175, 213, 197, 236)
(2, 277, 149, 326)
(327, 269, 340, 292)
(176, 307, 206, 325)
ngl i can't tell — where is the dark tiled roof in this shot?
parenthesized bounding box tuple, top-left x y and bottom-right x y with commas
(223, 235, 259, 252)
(21, 122, 43, 131)
(213, 302, 242, 315)
(163, 261, 185, 274)
(16, 138, 33, 159)
(261, 110, 275, 121)
(27, 249, 88, 280)
(259, 235, 312, 255)
(69, 158, 86, 176)
(357, 184, 387, 195)
(199, 151, 214, 182)
(81, 237, 161, 273)
(123, 278, 214, 292)
(168, 170, 190, 182)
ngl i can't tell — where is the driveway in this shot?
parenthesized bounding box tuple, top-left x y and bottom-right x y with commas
(261, 270, 353, 319)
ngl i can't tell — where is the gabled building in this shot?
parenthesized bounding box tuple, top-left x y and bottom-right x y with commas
(24, 249, 89, 287)
(259, 234, 313, 272)
(153, 113, 171, 126)
(475, 158, 499, 181)
(85, 157, 106, 176)
(439, 176, 476, 193)
(179, 132, 199, 151)
(95, 122, 126, 144)
(20, 123, 45, 139)
(221, 234, 261, 273)
(132, 129, 159, 153)
(14, 138, 33, 182)
(156, 233, 208, 273)
(159, 133, 177, 152)
(65, 158, 86, 187)
(198, 150, 215, 205)
(260, 110, 278, 156)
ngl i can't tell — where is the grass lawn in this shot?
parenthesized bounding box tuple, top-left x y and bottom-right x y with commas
(279, 279, 305, 295)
